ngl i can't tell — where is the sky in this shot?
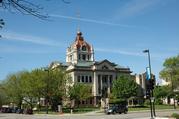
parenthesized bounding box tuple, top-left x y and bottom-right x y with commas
(0, 0, 179, 84)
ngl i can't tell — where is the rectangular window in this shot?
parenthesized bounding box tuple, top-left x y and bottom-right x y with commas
(82, 76, 84, 82)
(78, 54, 81, 60)
(82, 54, 86, 60)
(104, 76, 107, 83)
(89, 76, 92, 83)
(70, 55, 72, 61)
(85, 76, 88, 83)
(90, 99, 93, 104)
(88, 55, 90, 60)
(86, 100, 88, 104)
(78, 76, 80, 82)
(110, 75, 113, 84)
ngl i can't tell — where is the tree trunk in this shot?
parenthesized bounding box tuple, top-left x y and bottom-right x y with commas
(38, 97, 41, 113)
(70, 99, 74, 114)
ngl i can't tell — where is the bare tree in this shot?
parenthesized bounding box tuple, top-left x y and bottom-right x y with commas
(0, 19, 5, 28)
(0, 0, 71, 20)
(0, 19, 5, 38)
(0, 0, 49, 19)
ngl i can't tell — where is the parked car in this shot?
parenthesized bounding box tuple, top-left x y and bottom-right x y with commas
(105, 104, 128, 114)
(23, 108, 33, 114)
(16, 108, 24, 114)
(0, 107, 13, 113)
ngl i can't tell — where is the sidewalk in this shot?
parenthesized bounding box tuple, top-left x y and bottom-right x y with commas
(133, 117, 175, 119)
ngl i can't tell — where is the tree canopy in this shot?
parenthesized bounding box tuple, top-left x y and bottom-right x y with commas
(112, 75, 139, 101)
(68, 83, 92, 103)
(0, 67, 69, 111)
(160, 55, 179, 89)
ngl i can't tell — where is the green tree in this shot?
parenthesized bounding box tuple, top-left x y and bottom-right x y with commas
(30, 69, 46, 111)
(68, 83, 92, 112)
(111, 75, 138, 103)
(47, 68, 69, 111)
(18, 71, 36, 109)
(160, 55, 179, 108)
(20, 69, 47, 110)
(153, 85, 169, 104)
(160, 55, 179, 88)
(0, 83, 9, 107)
(3, 73, 24, 108)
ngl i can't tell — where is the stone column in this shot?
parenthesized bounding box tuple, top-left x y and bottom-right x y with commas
(100, 75, 104, 109)
(107, 75, 110, 95)
(93, 72, 97, 106)
(101, 75, 103, 93)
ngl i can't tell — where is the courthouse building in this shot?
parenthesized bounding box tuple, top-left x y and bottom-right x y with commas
(50, 31, 132, 107)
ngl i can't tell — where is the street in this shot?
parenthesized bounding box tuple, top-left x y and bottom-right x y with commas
(0, 109, 179, 119)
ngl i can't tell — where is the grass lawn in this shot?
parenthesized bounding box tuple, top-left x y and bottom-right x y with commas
(34, 105, 177, 114)
(34, 107, 100, 114)
(129, 105, 177, 111)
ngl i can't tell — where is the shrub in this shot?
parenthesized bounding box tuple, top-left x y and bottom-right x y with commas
(155, 99, 163, 105)
(144, 100, 150, 105)
(171, 113, 179, 119)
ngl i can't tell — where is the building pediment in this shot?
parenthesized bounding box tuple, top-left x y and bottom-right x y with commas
(94, 59, 116, 70)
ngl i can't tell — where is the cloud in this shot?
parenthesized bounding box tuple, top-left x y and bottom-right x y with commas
(0, 45, 63, 54)
(1, 31, 66, 47)
(95, 47, 174, 62)
(95, 48, 143, 57)
(114, 0, 162, 19)
(50, 14, 136, 28)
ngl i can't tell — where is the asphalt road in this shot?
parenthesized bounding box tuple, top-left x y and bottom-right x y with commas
(0, 109, 178, 119)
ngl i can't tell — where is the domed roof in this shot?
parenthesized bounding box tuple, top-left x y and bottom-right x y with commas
(72, 31, 92, 52)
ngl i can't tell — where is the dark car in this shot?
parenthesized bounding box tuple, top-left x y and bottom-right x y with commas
(23, 108, 33, 114)
(16, 108, 24, 114)
(0, 107, 13, 113)
(105, 104, 128, 114)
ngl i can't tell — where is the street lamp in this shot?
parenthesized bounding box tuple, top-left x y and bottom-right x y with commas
(169, 68, 176, 109)
(44, 67, 50, 114)
(143, 49, 156, 118)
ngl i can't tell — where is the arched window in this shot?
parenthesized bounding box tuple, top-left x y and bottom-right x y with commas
(82, 46, 86, 51)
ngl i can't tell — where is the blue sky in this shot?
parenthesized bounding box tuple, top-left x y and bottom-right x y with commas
(0, 0, 179, 83)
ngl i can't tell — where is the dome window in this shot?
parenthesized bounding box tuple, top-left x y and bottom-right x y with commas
(82, 45, 87, 51)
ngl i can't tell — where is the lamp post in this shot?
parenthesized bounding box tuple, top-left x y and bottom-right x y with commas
(44, 67, 49, 114)
(143, 49, 156, 118)
(169, 69, 176, 109)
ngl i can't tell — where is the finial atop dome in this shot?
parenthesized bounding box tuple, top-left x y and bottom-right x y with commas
(77, 30, 82, 36)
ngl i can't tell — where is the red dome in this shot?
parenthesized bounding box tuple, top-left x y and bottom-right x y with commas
(73, 31, 91, 52)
